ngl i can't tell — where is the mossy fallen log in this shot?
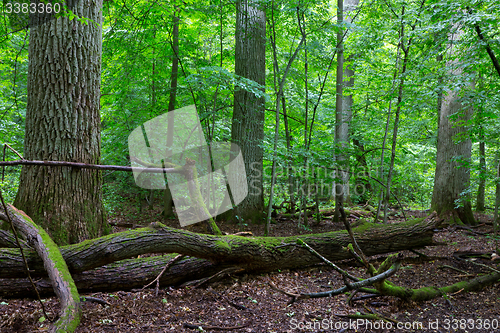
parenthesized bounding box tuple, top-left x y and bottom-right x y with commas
(0, 213, 439, 280)
(1, 204, 81, 332)
(374, 271, 500, 301)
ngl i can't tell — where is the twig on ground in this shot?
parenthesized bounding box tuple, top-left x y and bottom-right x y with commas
(142, 254, 184, 296)
(80, 296, 110, 306)
(438, 265, 473, 276)
(193, 267, 245, 289)
(409, 249, 428, 258)
(183, 321, 251, 331)
(297, 239, 360, 282)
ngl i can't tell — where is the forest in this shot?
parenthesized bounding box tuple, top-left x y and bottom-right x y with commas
(0, 0, 499, 331)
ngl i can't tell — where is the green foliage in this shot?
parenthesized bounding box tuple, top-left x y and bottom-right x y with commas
(1, 0, 499, 214)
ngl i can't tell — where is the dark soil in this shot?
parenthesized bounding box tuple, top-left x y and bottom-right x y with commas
(1, 206, 499, 333)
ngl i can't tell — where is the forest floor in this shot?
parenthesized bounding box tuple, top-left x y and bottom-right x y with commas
(1, 203, 499, 333)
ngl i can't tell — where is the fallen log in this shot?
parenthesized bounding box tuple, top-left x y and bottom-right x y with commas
(2, 204, 81, 332)
(0, 254, 227, 298)
(0, 215, 440, 279)
(0, 229, 29, 248)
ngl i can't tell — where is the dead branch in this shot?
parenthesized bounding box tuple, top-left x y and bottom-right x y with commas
(0, 159, 183, 174)
(142, 254, 184, 296)
(268, 259, 401, 304)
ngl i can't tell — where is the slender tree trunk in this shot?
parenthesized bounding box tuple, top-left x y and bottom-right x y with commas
(231, 0, 266, 222)
(375, 44, 401, 223)
(266, 2, 302, 234)
(334, 0, 347, 222)
(164, 13, 180, 220)
(282, 97, 296, 213)
(494, 158, 499, 252)
(475, 127, 486, 212)
(14, 0, 107, 245)
(383, 44, 410, 223)
(431, 30, 475, 225)
(297, 8, 309, 227)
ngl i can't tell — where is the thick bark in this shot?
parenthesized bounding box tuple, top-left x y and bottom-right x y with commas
(431, 30, 475, 225)
(0, 229, 28, 248)
(0, 254, 226, 298)
(231, 0, 266, 222)
(4, 204, 81, 332)
(0, 205, 439, 279)
(13, 0, 107, 245)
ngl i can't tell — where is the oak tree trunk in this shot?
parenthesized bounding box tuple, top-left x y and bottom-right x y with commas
(230, 0, 266, 222)
(431, 88, 475, 224)
(431, 31, 475, 225)
(14, 0, 107, 245)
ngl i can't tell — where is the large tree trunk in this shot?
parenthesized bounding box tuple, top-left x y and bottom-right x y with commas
(334, 0, 358, 220)
(334, 0, 347, 222)
(13, 0, 107, 245)
(230, 0, 266, 222)
(431, 30, 475, 225)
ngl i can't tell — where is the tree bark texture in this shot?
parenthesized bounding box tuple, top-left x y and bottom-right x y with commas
(0, 254, 225, 298)
(14, 0, 107, 245)
(334, 0, 358, 220)
(431, 30, 475, 225)
(0, 205, 439, 282)
(334, 0, 347, 222)
(231, 0, 266, 221)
